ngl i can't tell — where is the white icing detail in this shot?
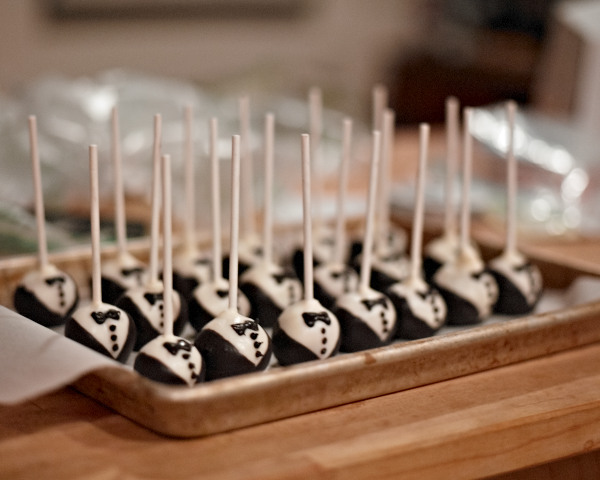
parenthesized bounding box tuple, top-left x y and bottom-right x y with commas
(19, 264, 78, 316)
(381, 226, 409, 256)
(173, 249, 212, 283)
(388, 279, 447, 329)
(370, 253, 411, 282)
(237, 233, 264, 267)
(277, 298, 340, 359)
(138, 333, 203, 387)
(240, 262, 302, 309)
(102, 252, 146, 290)
(336, 288, 396, 341)
(192, 278, 251, 318)
(424, 232, 459, 265)
(314, 263, 359, 299)
(122, 284, 181, 332)
(489, 251, 543, 305)
(434, 257, 498, 318)
(70, 302, 131, 359)
(203, 309, 270, 365)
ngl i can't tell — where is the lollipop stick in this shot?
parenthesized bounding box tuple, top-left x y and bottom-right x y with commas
(444, 97, 460, 238)
(263, 113, 275, 266)
(183, 105, 196, 251)
(239, 96, 256, 237)
(210, 118, 223, 281)
(301, 134, 314, 301)
(377, 109, 395, 251)
(410, 123, 430, 283)
(228, 135, 241, 311)
(372, 84, 388, 132)
(359, 131, 381, 292)
(459, 108, 473, 256)
(309, 87, 324, 232)
(89, 145, 102, 308)
(111, 107, 127, 257)
(505, 100, 518, 256)
(333, 118, 352, 265)
(161, 154, 174, 336)
(28, 116, 48, 271)
(148, 114, 162, 287)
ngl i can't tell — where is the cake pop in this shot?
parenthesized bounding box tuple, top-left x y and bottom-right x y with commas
(101, 107, 147, 304)
(273, 134, 341, 366)
(334, 130, 397, 352)
(423, 97, 461, 281)
(223, 97, 263, 277)
(188, 118, 251, 332)
(433, 108, 498, 325)
(65, 145, 135, 362)
(312, 118, 358, 309)
(488, 101, 543, 314)
(173, 106, 212, 300)
(13, 116, 79, 327)
(134, 153, 205, 386)
(195, 135, 272, 380)
(240, 113, 303, 327)
(116, 115, 186, 350)
(386, 124, 447, 339)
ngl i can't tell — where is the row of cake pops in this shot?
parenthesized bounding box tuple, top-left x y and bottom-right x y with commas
(12, 89, 543, 386)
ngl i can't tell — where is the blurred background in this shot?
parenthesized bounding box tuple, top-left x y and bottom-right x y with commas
(1, 0, 600, 254)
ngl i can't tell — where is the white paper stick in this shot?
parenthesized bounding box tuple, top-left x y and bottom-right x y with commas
(148, 114, 162, 287)
(309, 87, 324, 231)
(410, 124, 430, 282)
(301, 134, 314, 301)
(228, 135, 241, 311)
(161, 153, 174, 336)
(359, 130, 381, 292)
(111, 107, 127, 257)
(210, 118, 223, 281)
(28, 116, 48, 271)
(333, 118, 352, 265)
(183, 105, 196, 251)
(263, 113, 275, 266)
(239, 96, 256, 237)
(89, 145, 102, 308)
(505, 100, 518, 256)
(372, 84, 388, 132)
(444, 97, 460, 237)
(460, 108, 473, 255)
(377, 109, 395, 251)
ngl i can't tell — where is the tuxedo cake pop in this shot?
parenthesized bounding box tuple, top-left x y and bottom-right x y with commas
(433, 108, 498, 325)
(14, 116, 79, 327)
(240, 113, 302, 327)
(488, 101, 543, 314)
(423, 97, 461, 281)
(195, 135, 272, 380)
(173, 106, 212, 300)
(386, 124, 447, 339)
(334, 130, 397, 352)
(134, 153, 205, 386)
(101, 107, 147, 304)
(116, 115, 186, 350)
(188, 118, 251, 332)
(312, 118, 359, 309)
(65, 145, 135, 362)
(273, 134, 341, 366)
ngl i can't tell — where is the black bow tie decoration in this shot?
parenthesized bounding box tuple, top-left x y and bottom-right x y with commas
(216, 289, 229, 298)
(120, 267, 144, 278)
(514, 262, 533, 272)
(144, 292, 164, 306)
(45, 276, 66, 286)
(253, 246, 264, 256)
(271, 270, 296, 284)
(195, 258, 210, 266)
(302, 311, 331, 328)
(470, 269, 487, 281)
(361, 297, 389, 311)
(231, 320, 259, 336)
(91, 309, 121, 324)
(163, 338, 192, 356)
(380, 252, 404, 263)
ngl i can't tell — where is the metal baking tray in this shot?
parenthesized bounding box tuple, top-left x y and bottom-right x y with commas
(2, 231, 600, 438)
